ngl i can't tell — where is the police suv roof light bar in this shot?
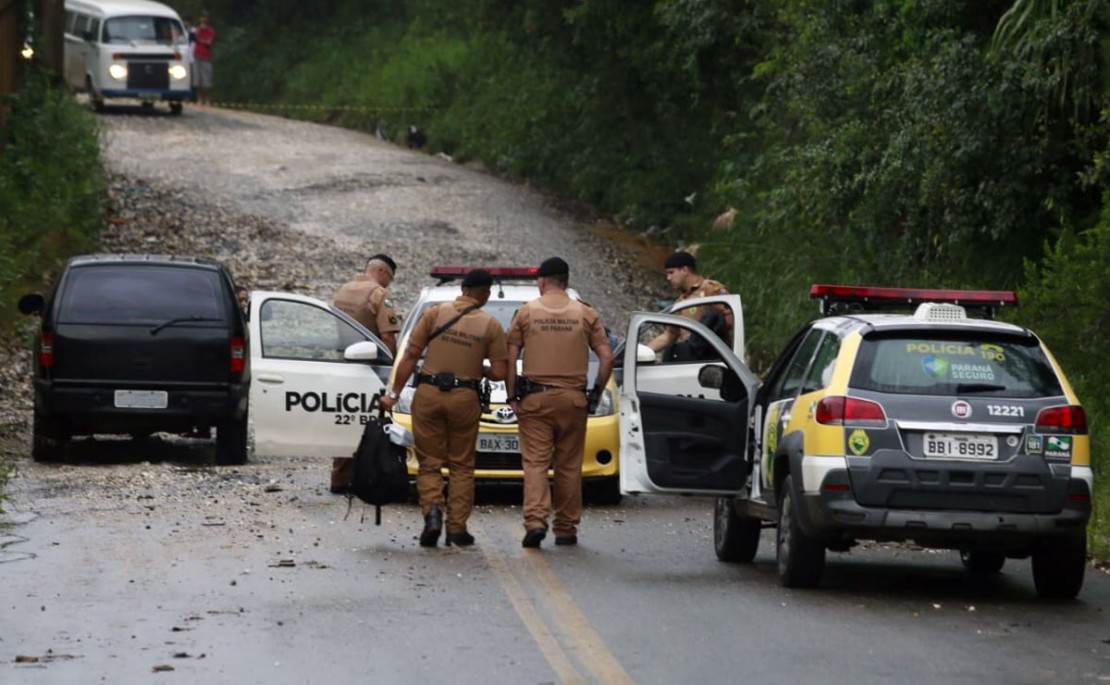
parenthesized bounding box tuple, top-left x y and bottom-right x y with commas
(809, 284, 1017, 319)
(430, 266, 540, 285)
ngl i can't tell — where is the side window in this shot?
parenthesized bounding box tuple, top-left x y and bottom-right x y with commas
(766, 329, 823, 402)
(73, 14, 90, 37)
(89, 19, 100, 41)
(800, 332, 841, 393)
(260, 299, 367, 362)
(65, 11, 77, 34)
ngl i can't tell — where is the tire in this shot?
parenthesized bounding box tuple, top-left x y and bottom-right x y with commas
(32, 413, 67, 463)
(960, 550, 1005, 575)
(215, 413, 249, 466)
(169, 102, 183, 115)
(714, 496, 761, 563)
(585, 477, 623, 506)
(775, 475, 825, 588)
(1032, 535, 1086, 599)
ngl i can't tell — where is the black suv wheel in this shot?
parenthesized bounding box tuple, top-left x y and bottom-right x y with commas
(32, 412, 67, 463)
(216, 411, 249, 466)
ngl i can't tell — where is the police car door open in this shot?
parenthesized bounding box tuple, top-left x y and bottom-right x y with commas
(249, 292, 391, 458)
(620, 310, 758, 496)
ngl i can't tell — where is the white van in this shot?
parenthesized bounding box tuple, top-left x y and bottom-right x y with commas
(63, 0, 192, 114)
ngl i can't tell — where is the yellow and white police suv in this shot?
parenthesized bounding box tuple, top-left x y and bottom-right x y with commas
(620, 285, 1092, 598)
(245, 290, 392, 458)
(388, 267, 623, 504)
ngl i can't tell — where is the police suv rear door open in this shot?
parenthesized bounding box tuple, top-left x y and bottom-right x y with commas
(620, 310, 758, 496)
(248, 291, 392, 457)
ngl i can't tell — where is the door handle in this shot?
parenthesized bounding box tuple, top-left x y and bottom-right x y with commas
(257, 373, 285, 384)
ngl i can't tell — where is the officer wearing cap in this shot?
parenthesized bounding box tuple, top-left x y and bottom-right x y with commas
(507, 257, 614, 548)
(647, 250, 733, 357)
(334, 254, 402, 355)
(380, 269, 509, 547)
(331, 254, 403, 493)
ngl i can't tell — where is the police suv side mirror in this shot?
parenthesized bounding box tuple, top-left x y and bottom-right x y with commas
(698, 365, 725, 389)
(18, 293, 44, 316)
(635, 343, 656, 364)
(343, 341, 380, 362)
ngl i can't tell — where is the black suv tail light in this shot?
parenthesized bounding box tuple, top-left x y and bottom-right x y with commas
(230, 336, 245, 373)
(815, 395, 887, 427)
(1035, 405, 1087, 434)
(40, 331, 55, 369)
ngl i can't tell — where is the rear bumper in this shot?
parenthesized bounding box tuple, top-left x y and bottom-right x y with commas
(797, 466, 1091, 549)
(397, 412, 620, 480)
(34, 379, 248, 434)
(101, 89, 190, 101)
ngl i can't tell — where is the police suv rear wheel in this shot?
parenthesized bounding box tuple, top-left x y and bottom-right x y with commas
(776, 475, 825, 588)
(714, 496, 761, 563)
(1032, 535, 1086, 599)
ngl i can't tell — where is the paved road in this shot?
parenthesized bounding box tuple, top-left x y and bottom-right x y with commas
(2, 104, 1108, 684)
(4, 445, 1109, 684)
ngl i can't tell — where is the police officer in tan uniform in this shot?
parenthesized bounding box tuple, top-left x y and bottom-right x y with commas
(647, 250, 733, 356)
(507, 257, 613, 548)
(333, 254, 402, 355)
(380, 269, 509, 547)
(330, 254, 403, 493)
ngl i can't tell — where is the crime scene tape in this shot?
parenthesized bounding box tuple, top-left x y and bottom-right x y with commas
(211, 101, 438, 114)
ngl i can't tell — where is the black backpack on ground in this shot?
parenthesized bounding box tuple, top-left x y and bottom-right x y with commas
(347, 409, 411, 525)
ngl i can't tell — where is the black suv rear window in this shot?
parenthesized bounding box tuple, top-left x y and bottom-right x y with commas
(850, 331, 1063, 398)
(58, 266, 227, 324)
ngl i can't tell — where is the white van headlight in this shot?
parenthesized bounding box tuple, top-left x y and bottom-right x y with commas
(169, 64, 188, 80)
(108, 63, 127, 80)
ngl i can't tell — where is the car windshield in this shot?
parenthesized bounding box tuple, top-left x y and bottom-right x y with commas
(58, 266, 227, 324)
(850, 331, 1064, 398)
(103, 15, 185, 45)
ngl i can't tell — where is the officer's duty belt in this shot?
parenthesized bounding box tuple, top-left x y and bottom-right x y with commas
(416, 373, 481, 392)
(516, 378, 572, 397)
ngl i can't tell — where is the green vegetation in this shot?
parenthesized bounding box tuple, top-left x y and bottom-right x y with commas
(205, 0, 1108, 555)
(0, 69, 104, 512)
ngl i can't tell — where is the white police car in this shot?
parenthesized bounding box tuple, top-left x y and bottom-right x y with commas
(246, 290, 392, 458)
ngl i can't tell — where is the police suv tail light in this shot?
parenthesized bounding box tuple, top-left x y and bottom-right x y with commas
(815, 396, 887, 427)
(229, 336, 245, 374)
(40, 331, 55, 369)
(1035, 405, 1087, 434)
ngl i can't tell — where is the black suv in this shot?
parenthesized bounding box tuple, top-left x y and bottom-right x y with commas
(18, 255, 250, 465)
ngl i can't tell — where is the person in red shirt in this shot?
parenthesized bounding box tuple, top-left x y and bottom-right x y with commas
(193, 13, 216, 105)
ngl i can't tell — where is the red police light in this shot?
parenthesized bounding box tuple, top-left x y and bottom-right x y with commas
(430, 266, 540, 281)
(809, 284, 1017, 307)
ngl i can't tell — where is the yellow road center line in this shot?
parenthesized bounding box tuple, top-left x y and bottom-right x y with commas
(472, 517, 637, 685)
(475, 522, 587, 685)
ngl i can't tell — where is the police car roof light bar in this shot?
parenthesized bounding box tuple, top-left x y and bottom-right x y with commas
(809, 284, 1017, 319)
(430, 266, 540, 284)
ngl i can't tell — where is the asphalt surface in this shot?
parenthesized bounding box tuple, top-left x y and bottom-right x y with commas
(2, 103, 1108, 684)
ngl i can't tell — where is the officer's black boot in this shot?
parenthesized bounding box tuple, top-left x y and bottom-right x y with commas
(420, 506, 443, 547)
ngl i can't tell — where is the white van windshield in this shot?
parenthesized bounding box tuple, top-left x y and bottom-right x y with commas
(102, 15, 184, 45)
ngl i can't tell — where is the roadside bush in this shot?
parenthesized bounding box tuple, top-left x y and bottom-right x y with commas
(0, 71, 104, 333)
(1017, 199, 1110, 559)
